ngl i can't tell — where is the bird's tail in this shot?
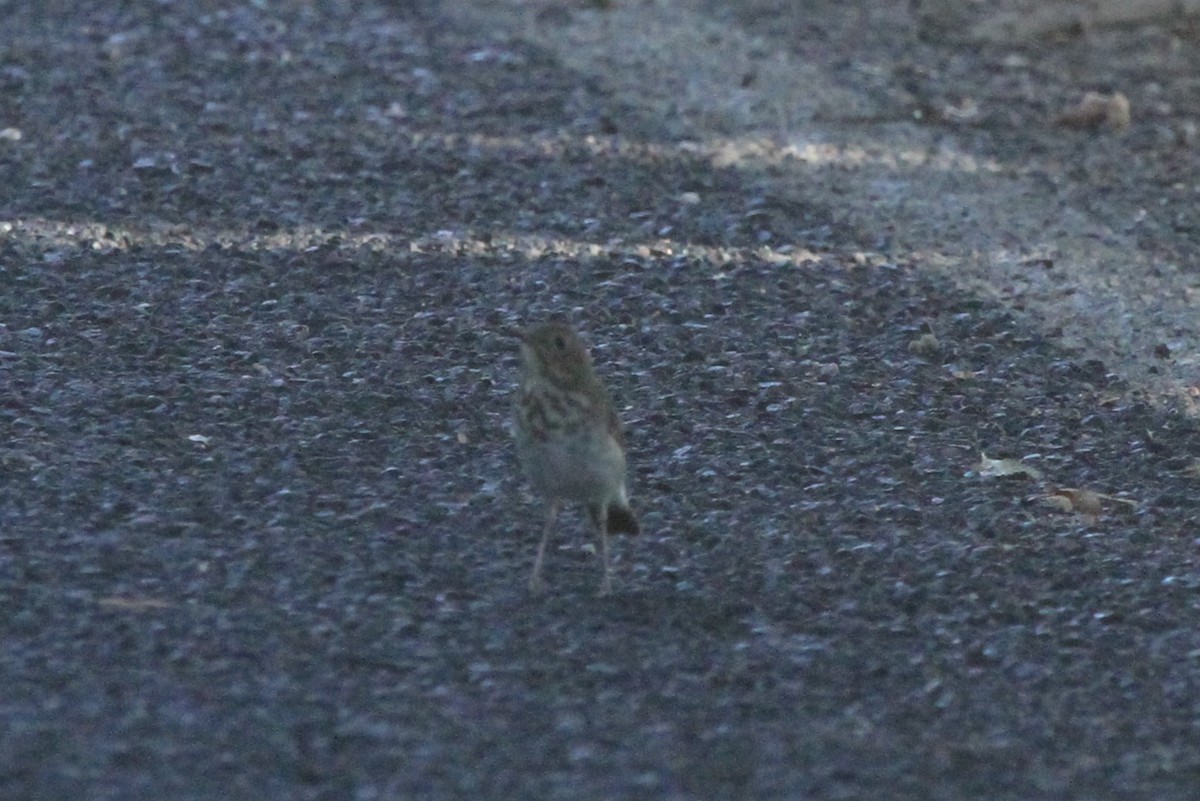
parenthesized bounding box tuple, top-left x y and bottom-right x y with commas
(590, 501, 640, 536)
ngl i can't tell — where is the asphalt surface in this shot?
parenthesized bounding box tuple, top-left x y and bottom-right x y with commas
(2, 2, 1200, 799)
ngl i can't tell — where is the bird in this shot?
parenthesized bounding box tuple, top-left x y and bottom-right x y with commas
(513, 321, 640, 594)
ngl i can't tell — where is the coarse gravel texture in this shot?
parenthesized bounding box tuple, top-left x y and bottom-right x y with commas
(2, 1, 1200, 800)
(484, 0, 1200, 402)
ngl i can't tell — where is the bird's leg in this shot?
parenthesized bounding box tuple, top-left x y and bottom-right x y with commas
(529, 501, 559, 592)
(597, 503, 612, 596)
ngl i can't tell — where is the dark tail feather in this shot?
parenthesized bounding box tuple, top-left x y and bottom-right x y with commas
(589, 502, 640, 536)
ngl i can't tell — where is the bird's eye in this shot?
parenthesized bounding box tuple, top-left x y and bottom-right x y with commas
(554, 335, 566, 350)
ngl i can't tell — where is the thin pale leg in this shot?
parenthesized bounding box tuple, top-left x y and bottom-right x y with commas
(597, 503, 612, 596)
(529, 501, 559, 592)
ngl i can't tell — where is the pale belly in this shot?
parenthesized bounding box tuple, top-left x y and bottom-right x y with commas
(516, 427, 626, 504)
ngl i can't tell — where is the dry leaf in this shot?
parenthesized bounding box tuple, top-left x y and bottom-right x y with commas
(1105, 92, 1131, 129)
(1042, 494, 1075, 514)
(975, 453, 1043, 480)
(1051, 488, 1103, 516)
(1056, 92, 1107, 127)
(1056, 91, 1130, 131)
(1043, 487, 1139, 519)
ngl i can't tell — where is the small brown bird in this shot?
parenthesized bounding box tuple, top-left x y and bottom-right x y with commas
(513, 321, 640, 594)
